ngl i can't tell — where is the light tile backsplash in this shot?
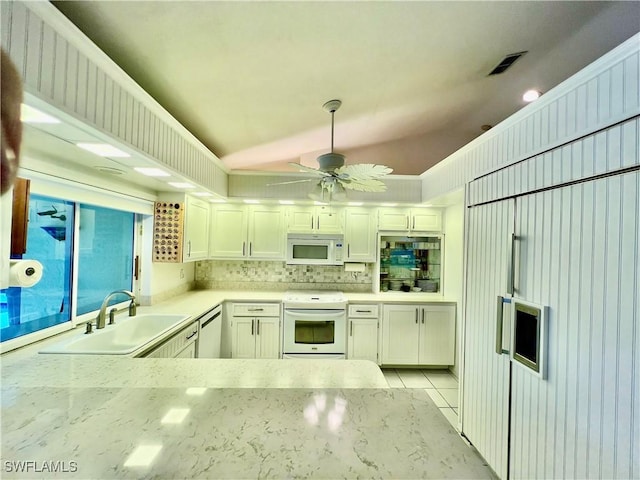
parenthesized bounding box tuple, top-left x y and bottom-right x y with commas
(195, 260, 373, 292)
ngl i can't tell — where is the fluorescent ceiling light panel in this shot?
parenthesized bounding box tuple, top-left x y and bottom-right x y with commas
(21, 104, 61, 124)
(160, 408, 190, 425)
(192, 192, 213, 197)
(76, 143, 130, 158)
(134, 167, 170, 177)
(168, 182, 195, 189)
(123, 444, 163, 468)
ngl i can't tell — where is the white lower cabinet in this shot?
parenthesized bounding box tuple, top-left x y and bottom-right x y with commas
(231, 303, 280, 359)
(347, 304, 379, 364)
(381, 303, 455, 365)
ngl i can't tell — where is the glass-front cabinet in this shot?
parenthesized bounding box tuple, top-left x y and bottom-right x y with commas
(379, 235, 443, 293)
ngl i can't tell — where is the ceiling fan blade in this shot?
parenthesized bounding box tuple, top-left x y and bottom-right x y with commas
(339, 177, 388, 192)
(334, 163, 393, 180)
(288, 162, 331, 176)
(266, 179, 315, 186)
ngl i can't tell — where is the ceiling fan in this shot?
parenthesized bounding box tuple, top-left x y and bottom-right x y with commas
(276, 99, 393, 202)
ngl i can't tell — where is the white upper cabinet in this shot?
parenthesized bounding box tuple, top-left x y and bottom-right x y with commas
(344, 208, 377, 262)
(286, 205, 344, 234)
(247, 205, 286, 259)
(210, 204, 285, 260)
(209, 204, 248, 258)
(378, 207, 442, 232)
(183, 195, 210, 261)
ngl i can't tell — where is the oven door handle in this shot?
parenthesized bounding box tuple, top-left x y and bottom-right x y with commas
(284, 309, 346, 319)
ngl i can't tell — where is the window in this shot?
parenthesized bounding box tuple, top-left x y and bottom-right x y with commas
(1, 193, 137, 345)
(1, 194, 74, 342)
(77, 204, 135, 314)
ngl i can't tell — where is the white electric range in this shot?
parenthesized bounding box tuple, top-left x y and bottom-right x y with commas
(282, 291, 347, 359)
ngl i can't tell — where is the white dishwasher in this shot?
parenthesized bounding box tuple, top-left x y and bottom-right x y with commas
(197, 304, 222, 358)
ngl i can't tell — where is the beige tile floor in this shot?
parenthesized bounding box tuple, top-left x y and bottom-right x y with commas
(382, 368, 459, 428)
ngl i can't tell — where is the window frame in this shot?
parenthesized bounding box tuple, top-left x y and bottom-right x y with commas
(0, 174, 151, 353)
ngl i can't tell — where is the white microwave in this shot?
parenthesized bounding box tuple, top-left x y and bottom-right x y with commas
(286, 234, 344, 265)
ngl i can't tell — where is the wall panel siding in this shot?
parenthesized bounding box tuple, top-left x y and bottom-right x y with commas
(423, 34, 640, 202)
(1, 1, 227, 195)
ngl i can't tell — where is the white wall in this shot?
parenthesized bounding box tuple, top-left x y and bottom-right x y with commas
(442, 196, 464, 377)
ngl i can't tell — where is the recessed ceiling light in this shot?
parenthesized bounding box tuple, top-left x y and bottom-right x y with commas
(76, 143, 130, 157)
(21, 104, 61, 124)
(522, 89, 541, 102)
(168, 182, 195, 189)
(279, 200, 295, 205)
(192, 192, 213, 197)
(243, 199, 260, 204)
(134, 167, 170, 177)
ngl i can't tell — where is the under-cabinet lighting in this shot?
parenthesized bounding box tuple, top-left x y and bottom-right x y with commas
(123, 444, 162, 468)
(21, 104, 61, 124)
(160, 408, 190, 424)
(279, 200, 295, 205)
(313, 201, 328, 206)
(243, 199, 260, 204)
(348, 202, 363, 206)
(134, 167, 170, 177)
(76, 143, 130, 157)
(192, 192, 213, 197)
(522, 89, 541, 102)
(209, 199, 227, 203)
(168, 182, 195, 189)
(381, 202, 397, 207)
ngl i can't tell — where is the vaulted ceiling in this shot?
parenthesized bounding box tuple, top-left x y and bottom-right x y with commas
(51, 1, 640, 176)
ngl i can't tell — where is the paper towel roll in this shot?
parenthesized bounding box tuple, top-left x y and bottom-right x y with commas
(9, 259, 43, 288)
(344, 262, 365, 273)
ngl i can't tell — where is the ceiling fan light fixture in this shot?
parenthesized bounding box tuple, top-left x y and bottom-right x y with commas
(317, 152, 345, 171)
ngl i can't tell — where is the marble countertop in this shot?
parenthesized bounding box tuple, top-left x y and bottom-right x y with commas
(0, 291, 486, 479)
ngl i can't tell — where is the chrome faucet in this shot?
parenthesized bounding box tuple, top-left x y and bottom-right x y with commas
(96, 290, 136, 329)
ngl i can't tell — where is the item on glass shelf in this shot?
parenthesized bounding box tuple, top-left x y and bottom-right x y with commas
(389, 280, 402, 291)
(412, 287, 422, 292)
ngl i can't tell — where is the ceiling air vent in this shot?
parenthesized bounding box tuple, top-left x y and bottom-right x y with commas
(488, 51, 527, 76)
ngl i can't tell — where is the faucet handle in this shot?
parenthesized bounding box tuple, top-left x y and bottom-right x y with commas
(109, 308, 117, 325)
(85, 322, 94, 334)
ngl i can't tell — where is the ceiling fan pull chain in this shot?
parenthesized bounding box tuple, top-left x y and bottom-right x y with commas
(330, 110, 335, 153)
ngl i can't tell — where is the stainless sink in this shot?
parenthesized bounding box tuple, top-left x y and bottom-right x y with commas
(39, 314, 190, 355)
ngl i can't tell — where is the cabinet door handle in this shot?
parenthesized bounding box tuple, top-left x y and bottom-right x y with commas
(421, 309, 425, 324)
(249, 242, 252, 256)
(256, 319, 260, 335)
(251, 318, 255, 336)
(406, 217, 409, 229)
(350, 321, 353, 336)
(186, 330, 197, 340)
(415, 308, 419, 324)
(248, 307, 264, 312)
(188, 240, 192, 257)
(242, 242, 246, 256)
(355, 309, 370, 313)
(317, 216, 320, 230)
(347, 244, 350, 258)
(412, 217, 415, 230)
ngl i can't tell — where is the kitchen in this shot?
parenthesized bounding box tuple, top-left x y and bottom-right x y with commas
(1, 1, 639, 479)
